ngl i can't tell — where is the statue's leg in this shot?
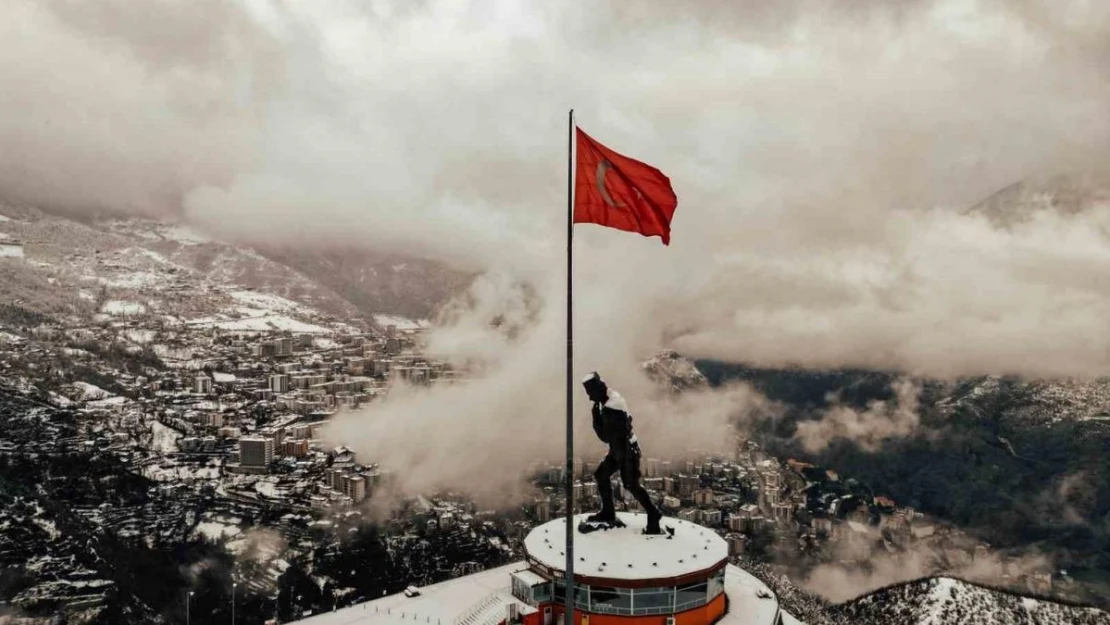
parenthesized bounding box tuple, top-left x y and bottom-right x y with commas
(619, 446, 662, 533)
(590, 452, 618, 522)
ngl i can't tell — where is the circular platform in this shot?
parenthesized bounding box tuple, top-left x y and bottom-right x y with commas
(523, 512, 728, 583)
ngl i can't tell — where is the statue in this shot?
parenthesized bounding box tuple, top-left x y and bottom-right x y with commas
(581, 372, 664, 535)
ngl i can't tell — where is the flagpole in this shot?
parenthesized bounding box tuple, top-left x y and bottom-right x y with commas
(564, 108, 575, 625)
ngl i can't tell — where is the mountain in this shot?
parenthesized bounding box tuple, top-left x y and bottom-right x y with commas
(832, 577, 1110, 625)
(256, 246, 473, 322)
(642, 349, 710, 392)
(0, 202, 469, 327)
(968, 173, 1110, 228)
(733, 556, 1110, 625)
(698, 360, 1110, 604)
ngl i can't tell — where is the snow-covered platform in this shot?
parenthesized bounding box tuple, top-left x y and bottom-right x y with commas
(523, 513, 728, 581)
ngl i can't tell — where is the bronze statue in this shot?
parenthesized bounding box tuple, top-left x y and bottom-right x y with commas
(581, 372, 664, 535)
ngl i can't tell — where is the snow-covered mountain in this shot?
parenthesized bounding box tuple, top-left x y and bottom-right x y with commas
(968, 173, 1110, 228)
(0, 203, 464, 328)
(642, 349, 709, 392)
(831, 577, 1110, 625)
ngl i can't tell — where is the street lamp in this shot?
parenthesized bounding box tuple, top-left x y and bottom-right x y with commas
(232, 581, 238, 625)
(187, 591, 194, 625)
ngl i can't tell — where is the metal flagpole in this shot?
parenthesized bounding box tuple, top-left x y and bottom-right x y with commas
(564, 108, 575, 625)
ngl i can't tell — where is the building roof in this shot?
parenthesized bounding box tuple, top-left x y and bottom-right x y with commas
(297, 563, 533, 625)
(523, 513, 728, 583)
(510, 569, 547, 587)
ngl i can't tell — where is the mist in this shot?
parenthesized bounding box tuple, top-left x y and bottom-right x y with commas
(801, 523, 1053, 602)
(796, 379, 924, 453)
(7, 1, 1110, 496)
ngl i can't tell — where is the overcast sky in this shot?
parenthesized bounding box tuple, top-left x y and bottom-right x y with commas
(7, 0, 1110, 380)
(7, 2, 1110, 492)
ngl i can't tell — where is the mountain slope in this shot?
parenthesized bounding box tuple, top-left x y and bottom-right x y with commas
(0, 203, 471, 326)
(832, 577, 1110, 625)
(968, 173, 1110, 228)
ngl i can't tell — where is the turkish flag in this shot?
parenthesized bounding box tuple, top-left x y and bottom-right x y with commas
(574, 127, 678, 245)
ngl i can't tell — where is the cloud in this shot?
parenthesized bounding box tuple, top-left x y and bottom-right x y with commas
(801, 522, 1053, 602)
(795, 378, 923, 452)
(7, 0, 1110, 379)
(325, 271, 775, 503)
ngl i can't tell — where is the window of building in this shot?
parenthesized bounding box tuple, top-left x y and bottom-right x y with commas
(674, 582, 708, 611)
(707, 568, 725, 600)
(589, 587, 631, 614)
(553, 581, 590, 610)
(532, 582, 552, 604)
(631, 587, 674, 614)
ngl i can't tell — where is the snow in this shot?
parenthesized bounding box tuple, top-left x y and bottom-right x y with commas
(718, 564, 786, 625)
(922, 578, 959, 625)
(187, 314, 329, 333)
(73, 382, 112, 400)
(162, 224, 213, 245)
(101, 271, 161, 289)
(101, 300, 147, 315)
(297, 563, 525, 625)
(313, 337, 339, 350)
(295, 560, 787, 625)
(374, 314, 431, 331)
(255, 479, 281, 498)
(33, 517, 61, 541)
(195, 520, 242, 541)
(229, 290, 307, 313)
(142, 462, 222, 482)
(225, 315, 324, 333)
(130, 247, 175, 266)
(48, 392, 73, 407)
(604, 391, 629, 412)
(524, 513, 728, 580)
(88, 396, 128, 408)
(150, 421, 183, 453)
(124, 329, 156, 344)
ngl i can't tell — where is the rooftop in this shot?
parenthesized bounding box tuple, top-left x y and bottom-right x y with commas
(523, 513, 728, 581)
(297, 563, 531, 625)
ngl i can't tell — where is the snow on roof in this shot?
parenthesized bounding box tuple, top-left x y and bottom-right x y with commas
(718, 564, 789, 625)
(295, 563, 529, 625)
(524, 513, 728, 581)
(510, 569, 547, 587)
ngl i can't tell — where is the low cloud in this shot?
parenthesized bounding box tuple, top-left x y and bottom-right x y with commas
(802, 524, 1052, 602)
(326, 273, 774, 503)
(795, 379, 923, 452)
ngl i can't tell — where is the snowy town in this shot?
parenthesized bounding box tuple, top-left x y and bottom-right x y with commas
(0, 270, 1067, 622)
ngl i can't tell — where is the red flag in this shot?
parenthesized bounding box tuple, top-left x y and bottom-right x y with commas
(574, 127, 678, 245)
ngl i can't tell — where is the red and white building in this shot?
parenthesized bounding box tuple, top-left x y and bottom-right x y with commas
(298, 513, 803, 625)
